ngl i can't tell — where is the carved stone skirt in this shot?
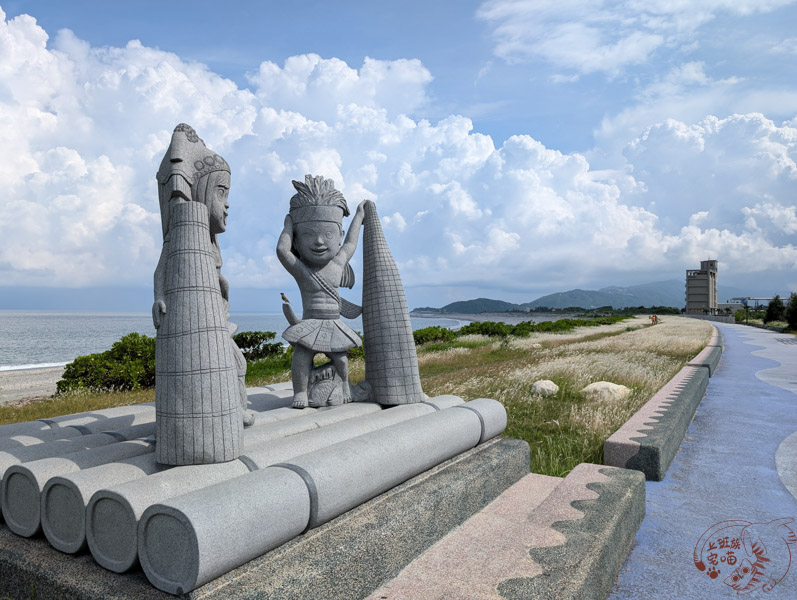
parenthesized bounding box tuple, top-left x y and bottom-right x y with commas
(282, 319, 362, 354)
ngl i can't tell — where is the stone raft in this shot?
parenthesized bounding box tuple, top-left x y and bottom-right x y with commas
(40, 398, 324, 557)
(85, 400, 449, 574)
(156, 199, 242, 465)
(2, 439, 156, 538)
(0, 403, 155, 441)
(137, 398, 506, 594)
(361, 201, 424, 405)
(0, 422, 156, 481)
(604, 326, 722, 480)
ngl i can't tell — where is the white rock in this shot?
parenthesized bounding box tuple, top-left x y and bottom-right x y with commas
(580, 382, 631, 402)
(531, 380, 559, 397)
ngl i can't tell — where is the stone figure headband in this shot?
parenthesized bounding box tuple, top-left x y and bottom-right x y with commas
(289, 175, 349, 225)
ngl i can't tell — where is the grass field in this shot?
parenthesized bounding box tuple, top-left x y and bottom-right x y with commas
(0, 315, 712, 477)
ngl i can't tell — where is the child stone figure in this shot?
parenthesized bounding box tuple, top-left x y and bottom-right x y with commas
(277, 175, 367, 408)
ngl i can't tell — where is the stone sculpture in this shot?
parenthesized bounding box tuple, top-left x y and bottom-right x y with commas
(278, 175, 425, 407)
(277, 175, 366, 408)
(152, 124, 251, 466)
(360, 200, 425, 404)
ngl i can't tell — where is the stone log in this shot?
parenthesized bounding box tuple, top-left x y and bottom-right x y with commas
(87, 399, 457, 574)
(0, 403, 155, 440)
(0, 422, 155, 481)
(42, 405, 356, 557)
(2, 439, 155, 537)
(137, 398, 505, 594)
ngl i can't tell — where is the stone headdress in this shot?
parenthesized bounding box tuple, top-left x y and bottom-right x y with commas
(289, 175, 349, 225)
(156, 123, 230, 238)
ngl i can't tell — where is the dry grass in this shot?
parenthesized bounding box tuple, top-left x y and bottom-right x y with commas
(417, 315, 712, 476)
(0, 316, 712, 478)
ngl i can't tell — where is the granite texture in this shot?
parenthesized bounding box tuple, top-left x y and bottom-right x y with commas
(154, 200, 242, 465)
(276, 175, 365, 408)
(87, 403, 388, 573)
(138, 400, 477, 592)
(361, 200, 424, 405)
(2, 439, 155, 537)
(496, 464, 646, 600)
(0, 423, 155, 481)
(0, 437, 529, 599)
(153, 124, 246, 465)
(185, 436, 529, 599)
(0, 403, 155, 440)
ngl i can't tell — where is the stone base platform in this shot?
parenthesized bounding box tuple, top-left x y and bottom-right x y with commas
(370, 463, 645, 600)
(0, 437, 530, 599)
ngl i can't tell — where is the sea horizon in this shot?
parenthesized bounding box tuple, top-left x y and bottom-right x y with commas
(0, 310, 478, 371)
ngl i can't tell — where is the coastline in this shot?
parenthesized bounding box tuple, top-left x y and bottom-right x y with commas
(0, 365, 65, 405)
(412, 311, 575, 326)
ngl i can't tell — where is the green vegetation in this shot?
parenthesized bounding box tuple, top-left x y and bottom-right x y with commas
(232, 331, 283, 362)
(56, 333, 156, 394)
(787, 293, 797, 330)
(1, 315, 714, 479)
(765, 295, 786, 324)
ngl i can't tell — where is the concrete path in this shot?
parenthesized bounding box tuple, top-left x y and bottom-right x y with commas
(610, 323, 797, 599)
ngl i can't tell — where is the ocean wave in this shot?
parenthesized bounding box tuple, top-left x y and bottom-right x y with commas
(0, 362, 69, 372)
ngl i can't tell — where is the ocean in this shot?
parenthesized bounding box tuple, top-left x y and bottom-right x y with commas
(0, 310, 472, 371)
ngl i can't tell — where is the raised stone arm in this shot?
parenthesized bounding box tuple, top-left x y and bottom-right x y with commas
(276, 213, 300, 276)
(337, 200, 368, 265)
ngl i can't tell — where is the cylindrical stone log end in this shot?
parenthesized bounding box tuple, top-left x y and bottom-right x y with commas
(139, 468, 310, 594)
(42, 478, 90, 554)
(86, 492, 140, 573)
(1, 467, 42, 537)
(453, 398, 507, 443)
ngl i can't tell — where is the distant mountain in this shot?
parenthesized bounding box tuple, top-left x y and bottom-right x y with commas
(412, 280, 720, 314)
(525, 280, 687, 310)
(437, 297, 522, 314)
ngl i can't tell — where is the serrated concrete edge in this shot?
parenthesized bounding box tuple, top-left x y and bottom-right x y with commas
(497, 463, 646, 600)
(604, 326, 720, 480)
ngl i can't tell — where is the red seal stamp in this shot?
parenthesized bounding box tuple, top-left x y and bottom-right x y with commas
(694, 518, 797, 594)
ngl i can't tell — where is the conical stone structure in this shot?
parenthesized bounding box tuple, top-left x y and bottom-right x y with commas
(155, 200, 243, 464)
(361, 201, 424, 405)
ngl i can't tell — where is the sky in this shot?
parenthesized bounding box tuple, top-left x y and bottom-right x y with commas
(1, 0, 796, 311)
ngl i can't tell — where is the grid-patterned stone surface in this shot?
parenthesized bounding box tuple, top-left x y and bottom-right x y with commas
(155, 200, 242, 465)
(361, 202, 424, 405)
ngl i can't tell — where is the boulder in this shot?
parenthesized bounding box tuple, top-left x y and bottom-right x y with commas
(580, 382, 631, 402)
(531, 380, 559, 397)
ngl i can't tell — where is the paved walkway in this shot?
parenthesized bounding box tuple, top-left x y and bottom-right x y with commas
(610, 323, 797, 599)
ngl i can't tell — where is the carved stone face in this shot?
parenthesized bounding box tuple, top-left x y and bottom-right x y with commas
(294, 220, 343, 266)
(207, 171, 230, 235)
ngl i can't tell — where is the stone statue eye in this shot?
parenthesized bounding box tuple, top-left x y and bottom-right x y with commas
(325, 230, 333, 239)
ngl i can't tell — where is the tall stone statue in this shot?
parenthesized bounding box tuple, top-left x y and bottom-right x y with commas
(152, 124, 251, 466)
(277, 175, 366, 408)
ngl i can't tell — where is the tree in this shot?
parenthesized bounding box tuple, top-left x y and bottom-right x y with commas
(764, 295, 785, 324)
(786, 293, 797, 330)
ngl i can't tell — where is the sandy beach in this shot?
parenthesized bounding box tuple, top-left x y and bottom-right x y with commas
(0, 366, 65, 405)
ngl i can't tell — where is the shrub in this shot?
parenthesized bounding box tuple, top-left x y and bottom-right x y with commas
(457, 321, 512, 337)
(413, 326, 456, 346)
(786, 293, 797, 330)
(764, 295, 785, 324)
(57, 333, 156, 394)
(232, 330, 283, 361)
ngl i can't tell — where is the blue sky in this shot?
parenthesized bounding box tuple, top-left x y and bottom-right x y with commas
(1, 1, 796, 310)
